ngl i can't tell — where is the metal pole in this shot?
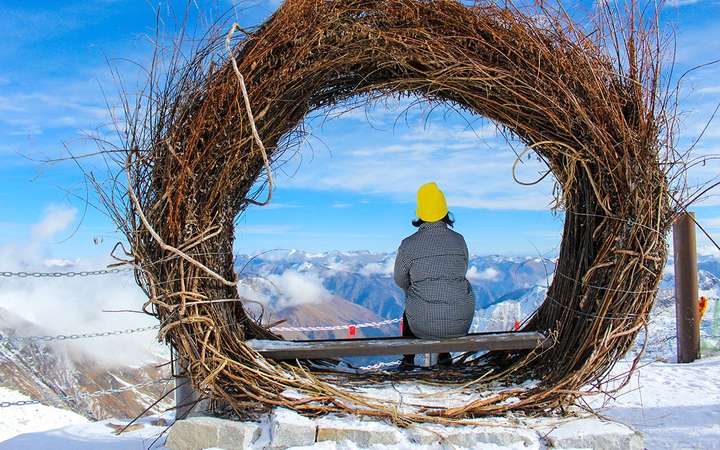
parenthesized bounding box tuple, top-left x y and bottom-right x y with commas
(673, 212, 700, 363)
(172, 346, 202, 419)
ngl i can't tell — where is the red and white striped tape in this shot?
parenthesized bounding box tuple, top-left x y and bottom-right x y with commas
(270, 318, 402, 333)
(270, 316, 522, 337)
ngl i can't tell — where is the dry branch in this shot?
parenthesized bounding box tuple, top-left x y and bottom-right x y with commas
(96, 0, 677, 423)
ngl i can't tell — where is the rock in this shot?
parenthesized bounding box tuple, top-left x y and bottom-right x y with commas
(540, 417, 644, 450)
(406, 425, 444, 445)
(446, 425, 540, 448)
(215, 420, 262, 450)
(316, 416, 403, 447)
(405, 424, 450, 445)
(407, 422, 540, 448)
(457, 426, 539, 448)
(270, 408, 317, 449)
(164, 416, 261, 450)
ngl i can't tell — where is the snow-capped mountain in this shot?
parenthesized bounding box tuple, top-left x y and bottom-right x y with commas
(235, 250, 554, 326)
(237, 249, 720, 360)
(636, 255, 720, 361)
(3, 249, 719, 432)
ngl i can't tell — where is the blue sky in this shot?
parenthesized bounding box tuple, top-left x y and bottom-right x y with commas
(1, 0, 720, 261)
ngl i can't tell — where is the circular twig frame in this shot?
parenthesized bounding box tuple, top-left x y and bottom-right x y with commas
(112, 0, 673, 423)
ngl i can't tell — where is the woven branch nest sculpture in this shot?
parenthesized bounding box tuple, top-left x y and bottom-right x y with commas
(104, 0, 678, 424)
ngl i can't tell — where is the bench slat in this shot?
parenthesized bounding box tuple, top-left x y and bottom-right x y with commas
(247, 331, 547, 360)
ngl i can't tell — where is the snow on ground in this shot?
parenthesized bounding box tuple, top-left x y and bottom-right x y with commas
(591, 356, 720, 450)
(0, 387, 88, 443)
(2, 357, 719, 449)
(0, 357, 720, 450)
(0, 414, 170, 450)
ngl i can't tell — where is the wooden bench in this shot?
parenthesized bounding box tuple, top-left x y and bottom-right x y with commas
(246, 331, 548, 361)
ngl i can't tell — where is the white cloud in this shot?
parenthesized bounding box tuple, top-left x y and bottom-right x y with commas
(266, 270, 332, 308)
(31, 205, 77, 240)
(703, 217, 720, 228)
(666, 0, 701, 6)
(331, 202, 352, 209)
(359, 258, 395, 277)
(282, 136, 555, 211)
(320, 97, 418, 126)
(0, 206, 162, 367)
(698, 243, 720, 257)
(323, 259, 352, 272)
(0, 92, 111, 136)
(275, 99, 558, 211)
(400, 123, 498, 142)
(695, 86, 720, 95)
(467, 266, 501, 282)
(672, 21, 720, 66)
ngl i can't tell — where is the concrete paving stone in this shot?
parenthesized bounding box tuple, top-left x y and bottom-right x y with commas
(269, 408, 317, 449)
(165, 416, 260, 450)
(407, 422, 540, 448)
(539, 417, 644, 450)
(444, 425, 541, 449)
(316, 416, 403, 447)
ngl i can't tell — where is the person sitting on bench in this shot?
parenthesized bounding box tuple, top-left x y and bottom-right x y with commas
(394, 182, 476, 369)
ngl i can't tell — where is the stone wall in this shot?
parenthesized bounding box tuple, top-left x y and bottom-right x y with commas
(165, 408, 644, 450)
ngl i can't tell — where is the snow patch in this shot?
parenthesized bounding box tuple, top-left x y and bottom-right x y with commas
(0, 387, 88, 443)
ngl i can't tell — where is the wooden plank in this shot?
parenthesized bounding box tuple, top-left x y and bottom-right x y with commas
(247, 331, 548, 360)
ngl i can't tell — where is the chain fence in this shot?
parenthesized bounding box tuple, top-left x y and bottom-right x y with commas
(6, 258, 703, 410)
(0, 324, 161, 343)
(0, 268, 133, 278)
(0, 378, 173, 408)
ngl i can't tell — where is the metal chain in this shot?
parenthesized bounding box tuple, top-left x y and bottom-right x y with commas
(0, 325, 161, 343)
(0, 378, 172, 408)
(0, 267, 133, 278)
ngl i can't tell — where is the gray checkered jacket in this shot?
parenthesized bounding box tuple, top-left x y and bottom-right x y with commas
(393, 221, 475, 339)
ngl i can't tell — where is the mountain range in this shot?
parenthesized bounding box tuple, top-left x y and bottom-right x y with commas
(2, 250, 719, 421)
(235, 250, 556, 334)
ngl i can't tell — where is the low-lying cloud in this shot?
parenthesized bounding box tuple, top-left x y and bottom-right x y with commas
(467, 266, 501, 282)
(360, 259, 395, 277)
(0, 206, 165, 367)
(266, 270, 332, 309)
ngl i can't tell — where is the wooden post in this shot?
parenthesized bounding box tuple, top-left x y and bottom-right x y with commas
(673, 212, 700, 363)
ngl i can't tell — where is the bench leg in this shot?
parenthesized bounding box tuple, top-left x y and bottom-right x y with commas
(421, 353, 438, 367)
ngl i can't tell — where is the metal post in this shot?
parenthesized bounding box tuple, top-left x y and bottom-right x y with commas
(673, 212, 700, 363)
(172, 347, 203, 419)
